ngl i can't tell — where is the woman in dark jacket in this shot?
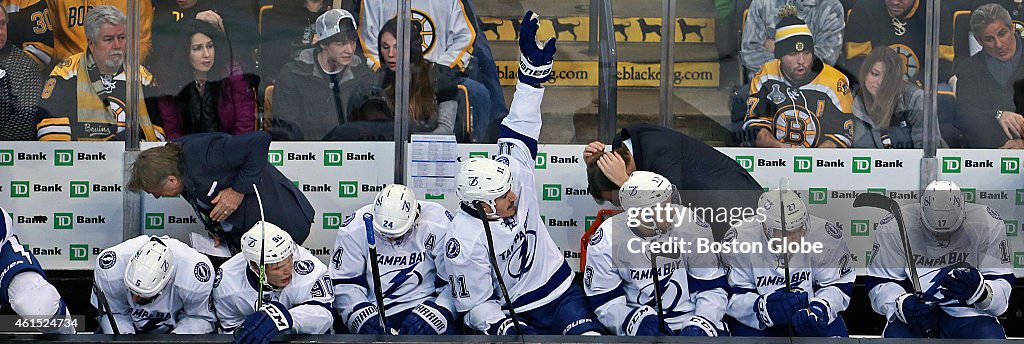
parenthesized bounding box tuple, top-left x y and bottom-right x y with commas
(852, 47, 930, 148)
(158, 20, 256, 139)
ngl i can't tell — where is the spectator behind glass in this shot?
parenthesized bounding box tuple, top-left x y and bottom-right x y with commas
(378, 18, 457, 135)
(845, 0, 954, 87)
(954, 3, 1024, 148)
(271, 9, 371, 141)
(741, 0, 845, 79)
(157, 20, 255, 140)
(0, 5, 43, 141)
(35, 5, 164, 142)
(322, 84, 395, 141)
(44, 0, 153, 63)
(259, 0, 332, 83)
(743, 11, 855, 148)
(852, 47, 929, 148)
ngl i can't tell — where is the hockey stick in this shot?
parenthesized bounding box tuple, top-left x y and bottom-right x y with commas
(92, 283, 120, 334)
(362, 213, 392, 335)
(474, 202, 525, 337)
(777, 179, 794, 338)
(852, 192, 934, 337)
(649, 253, 668, 335)
(253, 184, 267, 310)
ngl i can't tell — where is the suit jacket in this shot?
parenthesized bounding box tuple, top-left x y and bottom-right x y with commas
(175, 132, 313, 250)
(613, 124, 764, 239)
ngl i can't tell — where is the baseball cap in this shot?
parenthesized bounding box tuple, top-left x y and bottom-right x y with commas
(316, 9, 358, 43)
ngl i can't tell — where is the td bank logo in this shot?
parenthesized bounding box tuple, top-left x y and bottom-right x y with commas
(0, 149, 12, 166)
(324, 150, 344, 166)
(535, 153, 547, 169)
(54, 149, 74, 166)
(145, 213, 165, 230)
(1017, 189, 1024, 205)
(961, 188, 977, 203)
(735, 156, 754, 172)
(808, 188, 828, 204)
(585, 216, 597, 229)
(852, 157, 871, 173)
(1006, 220, 1018, 237)
(1015, 252, 1024, 268)
(469, 152, 489, 159)
(942, 157, 960, 173)
(10, 181, 29, 198)
(851, 220, 870, 236)
(794, 156, 813, 173)
(70, 181, 89, 198)
(53, 213, 73, 230)
(69, 244, 89, 261)
(339, 181, 358, 198)
(323, 213, 343, 230)
(542, 184, 561, 201)
(1001, 157, 1020, 174)
(268, 150, 284, 166)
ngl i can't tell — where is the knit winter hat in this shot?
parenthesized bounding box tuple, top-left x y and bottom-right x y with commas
(774, 14, 814, 59)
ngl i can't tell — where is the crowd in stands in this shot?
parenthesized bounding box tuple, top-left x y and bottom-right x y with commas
(0, 0, 1021, 149)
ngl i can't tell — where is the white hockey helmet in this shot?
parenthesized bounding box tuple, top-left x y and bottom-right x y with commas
(920, 180, 966, 233)
(619, 171, 677, 210)
(373, 184, 420, 239)
(124, 237, 176, 298)
(456, 157, 513, 217)
(759, 189, 808, 232)
(241, 221, 295, 265)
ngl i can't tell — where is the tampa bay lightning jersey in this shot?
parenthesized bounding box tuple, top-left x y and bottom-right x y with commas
(444, 82, 576, 332)
(331, 201, 456, 327)
(866, 203, 1014, 319)
(212, 246, 334, 334)
(722, 215, 856, 330)
(91, 235, 216, 334)
(583, 207, 729, 335)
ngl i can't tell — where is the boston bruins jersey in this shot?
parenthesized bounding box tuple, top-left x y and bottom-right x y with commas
(35, 52, 164, 141)
(3, 0, 55, 67)
(744, 59, 855, 148)
(846, 0, 954, 85)
(43, 0, 152, 62)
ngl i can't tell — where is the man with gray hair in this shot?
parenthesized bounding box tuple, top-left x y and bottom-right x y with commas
(953, 3, 1024, 148)
(35, 5, 164, 142)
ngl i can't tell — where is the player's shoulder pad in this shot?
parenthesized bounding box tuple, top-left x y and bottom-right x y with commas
(751, 60, 781, 91)
(964, 203, 1005, 235)
(418, 201, 455, 228)
(291, 247, 329, 277)
(588, 216, 616, 248)
(820, 64, 852, 97)
(807, 215, 845, 243)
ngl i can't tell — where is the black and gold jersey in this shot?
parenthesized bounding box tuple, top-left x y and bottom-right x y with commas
(845, 0, 955, 86)
(744, 59, 855, 148)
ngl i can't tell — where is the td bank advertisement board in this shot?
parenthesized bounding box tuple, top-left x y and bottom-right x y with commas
(0, 142, 125, 269)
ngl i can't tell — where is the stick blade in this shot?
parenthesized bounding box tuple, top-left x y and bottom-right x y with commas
(853, 192, 895, 210)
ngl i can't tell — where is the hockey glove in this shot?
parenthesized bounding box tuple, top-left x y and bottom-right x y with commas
(894, 293, 938, 336)
(938, 267, 991, 306)
(486, 317, 538, 335)
(677, 314, 724, 336)
(622, 305, 667, 336)
(233, 301, 292, 344)
(791, 299, 830, 336)
(349, 302, 386, 335)
(398, 300, 454, 335)
(517, 11, 557, 85)
(754, 288, 808, 327)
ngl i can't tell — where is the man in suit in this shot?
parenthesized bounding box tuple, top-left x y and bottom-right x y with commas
(127, 131, 313, 252)
(583, 124, 764, 240)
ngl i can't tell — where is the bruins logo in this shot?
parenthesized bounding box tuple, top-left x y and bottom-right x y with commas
(773, 104, 822, 147)
(411, 10, 436, 54)
(889, 44, 919, 80)
(836, 78, 850, 96)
